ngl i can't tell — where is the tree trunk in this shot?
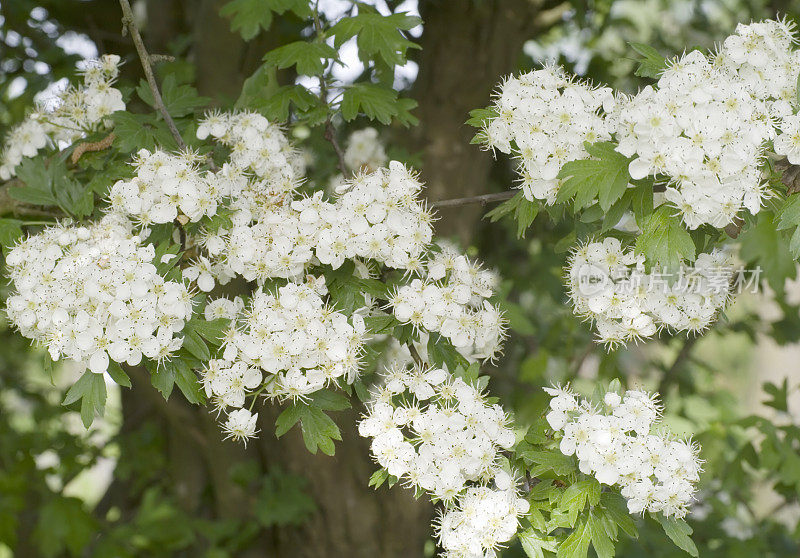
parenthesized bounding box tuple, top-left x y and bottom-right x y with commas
(411, 0, 558, 244)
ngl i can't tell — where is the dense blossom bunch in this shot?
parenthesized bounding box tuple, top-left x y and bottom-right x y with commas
(481, 65, 616, 203)
(611, 48, 779, 229)
(292, 161, 434, 269)
(196, 110, 304, 184)
(5, 214, 192, 375)
(216, 279, 366, 401)
(566, 237, 733, 346)
(0, 54, 125, 180)
(344, 127, 388, 172)
(545, 385, 702, 517)
(436, 481, 530, 558)
(109, 149, 227, 224)
(193, 160, 434, 286)
(359, 366, 515, 500)
(389, 245, 506, 360)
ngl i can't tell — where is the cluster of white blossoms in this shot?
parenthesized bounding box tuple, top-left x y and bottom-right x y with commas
(196, 110, 304, 185)
(344, 127, 388, 172)
(546, 385, 702, 518)
(481, 65, 616, 203)
(436, 480, 530, 558)
(389, 246, 506, 360)
(482, 20, 800, 230)
(217, 279, 366, 401)
(359, 366, 516, 499)
(566, 237, 733, 347)
(0, 54, 125, 180)
(109, 149, 227, 224)
(196, 160, 434, 286)
(5, 214, 192, 375)
(610, 36, 784, 229)
(360, 367, 527, 557)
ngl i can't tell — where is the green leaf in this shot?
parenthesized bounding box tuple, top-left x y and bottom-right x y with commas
(655, 515, 699, 557)
(263, 41, 338, 76)
(275, 399, 343, 456)
(63, 371, 107, 428)
(106, 361, 132, 388)
(341, 83, 417, 126)
(9, 157, 58, 206)
(173, 358, 204, 404)
(556, 141, 632, 211)
(185, 318, 230, 346)
(515, 197, 539, 238)
(600, 492, 637, 538)
(329, 12, 421, 66)
(257, 84, 320, 122)
(181, 329, 211, 361)
(427, 333, 470, 372)
(368, 468, 390, 489)
(519, 528, 558, 558)
(220, 0, 274, 40)
(365, 312, 401, 335)
(557, 517, 591, 558)
(587, 509, 616, 558)
(629, 42, 667, 79)
(150, 361, 177, 400)
(137, 75, 210, 117)
(220, 0, 311, 39)
(112, 111, 177, 152)
(635, 205, 696, 274)
(560, 479, 601, 526)
(237, 63, 280, 111)
(485, 191, 524, 223)
(521, 449, 577, 477)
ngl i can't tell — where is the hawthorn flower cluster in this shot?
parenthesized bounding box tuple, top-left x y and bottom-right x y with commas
(360, 367, 527, 557)
(196, 160, 434, 286)
(196, 110, 304, 187)
(546, 385, 702, 518)
(481, 65, 615, 203)
(566, 237, 733, 346)
(344, 127, 388, 172)
(482, 19, 800, 230)
(436, 481, 530, 558)
(389, 245, 506, 360)
(109, 149, 226, 224)
(359, 366, 515, 500)
(5, 214, 192, 376)
(610, 30, 789, 229)
(0, 54, 125, 180)
(216, 279, 366, 402)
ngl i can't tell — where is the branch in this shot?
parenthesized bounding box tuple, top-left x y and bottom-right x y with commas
(324, 118, 348, 177)
(118, 0, 187, 151)
(430, 190, 515, 209)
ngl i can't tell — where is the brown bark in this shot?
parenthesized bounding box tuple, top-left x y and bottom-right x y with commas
(411, 0, 560, 244)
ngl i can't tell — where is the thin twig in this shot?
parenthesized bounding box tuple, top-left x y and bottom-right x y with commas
(431, 191, 515, 209)
(407, 342, 425, 368)
(311, 2, 349, 178)
(118, 0, 187, 151)
(325, 118, 348, 177)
